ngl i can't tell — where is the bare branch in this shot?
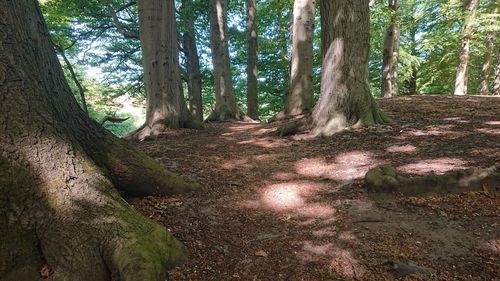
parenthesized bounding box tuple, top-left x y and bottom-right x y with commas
(101, 0, 139, 39)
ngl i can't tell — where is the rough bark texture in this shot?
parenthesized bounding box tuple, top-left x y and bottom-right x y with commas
(479, 2, 498, 96)
(381, 0, 401, 98)
(181, 0, 203, 124)
(206, 0, 245, 121)
(127, 0, 198, 141)
(284, 0, 315, 116)
(453, 0, 480, 96)
(0, 1, 199, 280)
(311, 0, 389, 136)
(246, 0, 259, 120)
(495, 48, 500, 95)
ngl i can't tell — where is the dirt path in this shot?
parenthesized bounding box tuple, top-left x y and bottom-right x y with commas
(130, 96, 499, 280)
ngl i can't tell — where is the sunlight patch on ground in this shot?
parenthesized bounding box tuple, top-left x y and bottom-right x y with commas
(398, 158, 468, 175)
(480, 238, 500, 253)
(298, 242, 365, 279)
(295, 151, 382, 181)
(484, 120, 500, 126)
(475, 128, 500, 135)
(238, 137, 291, 148)
(221, 158, 251, 170)
(312, 227, 337, 237)
(239, 181, 336, 219)
(443, 117, 470, 123)
(271, 172, 301, 181)
(386, 144, 417, 153)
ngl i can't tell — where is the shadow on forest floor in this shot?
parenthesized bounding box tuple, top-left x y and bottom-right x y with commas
(129, 95, 499, 281)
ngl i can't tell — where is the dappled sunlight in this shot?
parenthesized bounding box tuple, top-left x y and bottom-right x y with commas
(475, 128, 500, 135)
(221, 158, 251, 170)
(239, 181, 337, 220)
(483, 120, 500, 126)
(443, 117, 471, 124)
(312, 227, 337, 237)
(238, 137, 291, 148)
(295, 151, 382, 181)
(398, 158, 468, 175)
(386, 144, 417, 153)
(298, 242, 365, 279)
(271, 172, 302, 181)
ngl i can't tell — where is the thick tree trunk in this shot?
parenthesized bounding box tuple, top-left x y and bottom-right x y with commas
(494, 48, 500, 95)
(127, 0, 198, 140)
(246, 0, 259, 120)
(283, 0, 315, 116)
(381, 0, 401, 98)
(206, 0, 245, 121)
(0, 1, 199, 280)
(479, 3, 497, 96)
(181, 0, 203, 124)
(311, 0, 390, 136)
(454, 0, 480, 96)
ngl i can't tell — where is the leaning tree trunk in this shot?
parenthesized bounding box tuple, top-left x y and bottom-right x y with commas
(283, 0, 315, 116)
(127, 0, 198, 140)
(0, 1, 200, 280)
(246, 0, 259, 120)
(206, 0, 245, 121)
(381, 0, 401, 98)
(310, 0, 390, 136)
(181, 0, 203, 123)
(479, 2, 497, 96)
(454, 0, 480, 96)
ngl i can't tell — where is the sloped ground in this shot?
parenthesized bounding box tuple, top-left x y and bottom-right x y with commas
(129, 96, 499, 281)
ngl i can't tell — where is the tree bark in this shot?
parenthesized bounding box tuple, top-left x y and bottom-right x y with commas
(381, 0, 401, 98)
(126, 0, 199, 140)
(246, 0, 259, 120)
(454, 0, 480, 96)
(181, 0, 203, 124)
(479, 2, 497, 96)
(494, 47, 500, 95)
(0, 1, 199, 280)
(284, 0, 315, 116)
(311, 0, 390, 136)
(206, 0, 245, 121)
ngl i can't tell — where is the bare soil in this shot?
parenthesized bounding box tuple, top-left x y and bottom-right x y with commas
(129, 96, 500, 281)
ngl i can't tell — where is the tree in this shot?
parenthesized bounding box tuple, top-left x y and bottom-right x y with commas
(479, 1, 498, 95)
(126, 0, 199, 140)
(494, 48, 500, 95)
(454, 0, 480, 96)
(283, 0, 316, 116)
(246, 0, 259, 120)
(181, 0, 204, 123)
(0, 0, 199, 280)
(310, 0, 390, 136)
(206, 0, 245, 121)
(381, 0, 401, 97)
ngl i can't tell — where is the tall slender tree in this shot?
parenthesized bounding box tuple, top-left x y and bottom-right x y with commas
(283, 0, 316, 116)
(181, 0, 204, 123)
(381, 0, 401, 97)
(246, 0, 259, 120)
(479, 0, 498, 96)
(454, 0, 480, 96)
(310, 0, 389, 136)
(0, 0, 198, 279)
(206, 0, 245, 121)
(494, 49, 500, 95)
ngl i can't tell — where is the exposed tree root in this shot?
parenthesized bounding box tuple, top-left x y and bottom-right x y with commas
(365, 165, 499, 195)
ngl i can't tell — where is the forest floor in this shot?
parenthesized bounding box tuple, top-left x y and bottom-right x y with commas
(129, 95, 499, 281)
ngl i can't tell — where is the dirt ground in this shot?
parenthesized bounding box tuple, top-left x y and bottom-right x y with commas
(129, 96, 499, 281)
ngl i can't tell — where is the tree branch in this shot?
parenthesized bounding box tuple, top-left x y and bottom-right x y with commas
(101, 0, 140, 39)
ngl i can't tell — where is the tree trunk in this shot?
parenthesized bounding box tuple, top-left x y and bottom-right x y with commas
(127, 0, 198, 140)
(381, 0, 401, 98)
(0, 1, 199, 280)
(246, 0, 259, 120)
(311, 0, 390, 136)
(494, 48, 500, 95)
(181, 0, 203, 123)
(479, 2, 497, 96)
(206, 0, 245, 121)
(284, 0, 315, 116)
(454, 0, 480, 96)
